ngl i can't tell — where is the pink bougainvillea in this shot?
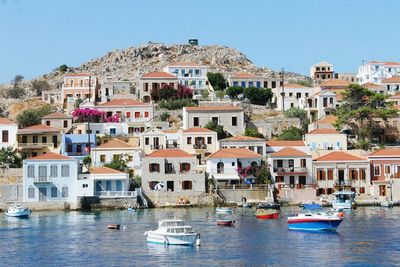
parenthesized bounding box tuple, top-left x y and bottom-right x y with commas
(72, 108, 119, 123)
(176, 84, 193, 99)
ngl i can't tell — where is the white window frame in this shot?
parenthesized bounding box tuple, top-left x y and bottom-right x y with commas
(27, 165, 35, 178)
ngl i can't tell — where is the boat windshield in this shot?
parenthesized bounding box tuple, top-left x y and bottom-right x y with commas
(166, 227, 194, 234)
(160, 221, 184, 228)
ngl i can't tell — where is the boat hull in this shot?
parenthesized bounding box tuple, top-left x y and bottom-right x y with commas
(256, 212, 279, 220)
(146, 232, 199, 246)
(217, 220, 235, 226)
(332, 202, 352, 210)
(288, 219, 342, 231)
(5, 209, 31, 218)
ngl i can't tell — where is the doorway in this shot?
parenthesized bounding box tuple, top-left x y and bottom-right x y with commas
(167, 181, 174, 192)
(338, 169, 345, 184)
(379, 185, 386, 197)
(39, 187, 47, 202)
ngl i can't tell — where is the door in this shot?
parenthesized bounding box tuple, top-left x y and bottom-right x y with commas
(52, 135, 58, 148)
(167, 181, 174, 192)
(116, 181, 122, 191)
(299, 176, 306, 185)
(106, 181, 112, 191)
(289, 176, 295, 186)
(39, 187, 47, 202)
(153, 137, 159, 149)
(379, 185, 386, 197)
(338, 170, 345, 184)
(96, 181, 102, 192)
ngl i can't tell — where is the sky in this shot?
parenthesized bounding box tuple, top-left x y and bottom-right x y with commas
(0, 0, 399, 83)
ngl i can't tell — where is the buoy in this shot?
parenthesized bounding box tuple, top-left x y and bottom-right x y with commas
(196, 238, 201, 247)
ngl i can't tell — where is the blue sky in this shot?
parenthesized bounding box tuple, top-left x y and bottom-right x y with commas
(0, 0, 399, 83)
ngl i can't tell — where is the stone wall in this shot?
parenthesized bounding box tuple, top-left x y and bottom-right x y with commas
(278, 188, 318, 204)
(144, 191, 213, 207)
(0, 184, 23, 203)
(0, 168, 23, 184)
(219, 189, 274, 204)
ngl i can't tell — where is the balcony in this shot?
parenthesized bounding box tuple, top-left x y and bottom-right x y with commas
(166, 144, 180, 149)
(19, 143, 54, 149)
(273, 167, 307, 174)
(193, 144, 207, 150)
(34, 176, 51, 183)
(95, 191, 137, 198)
(150, 145, 163, 150)
(334, 180, 352, 187)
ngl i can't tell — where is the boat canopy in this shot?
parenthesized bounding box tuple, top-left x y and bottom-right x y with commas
(158, 220, 184, 228)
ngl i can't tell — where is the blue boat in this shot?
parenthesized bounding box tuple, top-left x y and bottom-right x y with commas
(287, 212, 343, 231)
(302, 203, 321, 210)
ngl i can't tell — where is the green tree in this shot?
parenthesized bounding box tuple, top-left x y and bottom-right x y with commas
(104, 155, 129, 172)
(31, 79, 51, 97)
(16, 104, 54, 128)
(255, 161, 271, 184)
(207, 72, 226, 91)
(204, 120, 227, 140)
(201, 90, 209, 100)
(59, 64, 68, 73)
(5, 87, 26, 99)
(284, 107, 310, 133)
(244, 87, 272, 105)
(74, 98, 83, 109)
(215, 90, 226, 99)
(244, 128, 264, 138)
(334, 84, 398, 147)
(12, 75, 24, 87)
(0, 147, 22, 167)
(160, 112, 170, 121)
(277, 126, 303, 140)
(226, 86, 244, 99)
(82, 155, 91, 170)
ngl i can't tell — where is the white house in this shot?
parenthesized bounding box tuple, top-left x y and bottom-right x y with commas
(219, 135, 267, 157)
(266, 140, 308, 154)
(357, 61, 400, 84)
(381, 76, 400, 95)
(163, 61, 208, 97)
(23, 152, 79, 204)
(305, 90, 338, 122)
(180, 127, 218, 163)
(77, 166, 130, 198)
(304, 128, 347, 151)
(91, 138, 142, 175)
(275, 83, 317, 111)
(96, 99, 154, 123)
(310, 61, 334, 84)
(138, 71, 179, 103)
(206, 148, 262, 186)
(0, 117, 18, 149)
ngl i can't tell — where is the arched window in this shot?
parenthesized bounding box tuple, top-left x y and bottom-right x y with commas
(217, 162, 224, 174)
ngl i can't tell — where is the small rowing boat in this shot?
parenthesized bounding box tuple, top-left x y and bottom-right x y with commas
(255, 208, 279, 220)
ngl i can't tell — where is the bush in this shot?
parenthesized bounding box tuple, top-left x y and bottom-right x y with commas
(226, 86, 244, 99)
(277, 126, 303, 140)
(17, 104, 55, 128)
(31, 79, 51, 96)
(59, 64, 68, 73)
(244, 128, 264, 138)
(160, 112, 170, 121)
(244, 87, 273, 105)
(158, 99, 196, 110)
(284, 107, 309, 133)
(207, 72, 226, 91)
(204, 120, 227, 140)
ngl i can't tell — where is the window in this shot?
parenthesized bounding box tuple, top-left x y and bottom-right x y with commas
(135, 112, 140, 118)
(385, 165, 391, 174)
(187, 137, 192, 144)
(149, 163, 160, 173)
(276, 176, 284, 183)
(61, 165, 69, 177)
(63, 120, 68, 128)
(51, 187, 58, 197)
(2, 130, 8, 142)
(317, 169, 326, 180)
(327, 169, 333, 180)
(217, 162, 224, 174)
(145, 138, 149, 145)
(126, 112, 131, 118)
(288, 160, 294, 167)
(277, 160, 283, 168)
(28, 187, 35, 198)
(289, 93, 293, 97)
(128, 156, 133, 162)
(182, 181, 193, 190)
(42, 136, 47, 144)
(62, 187, 68, 197)
(256, 81, 261, 88)
(113, 154, 120, 161)
(300, 159, 306, 167)
(359, 187, 365, 194)
(207, 137, 212, 144)
(50, 165, 58, 177)
(349, 169, 358, 180)
(374, 165, 380, 176)
(360, 169, 366, 180)
(100, 155, 106, 163)
(39, 166, 47, 178)
(212, 117, 218, 124)
(180, 163, 190, 172)
(193, 117, 199, 127)
(144, 112, 149, 118)
(27, 165, 35, 178)
(232, 162, 235, 166)
(232, 117, 237, 126)
(257, 146, 263, 155)
(82, 184, 88, 188)
(165, 163, 174, 174)
(46, 120, 50, 126)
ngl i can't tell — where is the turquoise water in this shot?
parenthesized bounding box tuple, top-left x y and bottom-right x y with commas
(1, 207, 399, 266)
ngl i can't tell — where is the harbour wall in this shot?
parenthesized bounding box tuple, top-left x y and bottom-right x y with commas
(144, 191, 214, 207)
(219, 189, 274, 204)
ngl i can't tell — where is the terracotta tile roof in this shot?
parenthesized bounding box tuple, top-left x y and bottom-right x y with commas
(142, 71, 177, 79)
(185, 106, 242, 111)
(271, 147, 308, 157)
(146, 149, 193, 158)
(89, 166, 124, 174)
(314, 151, 364, 162)
(231, 72, 259, 79)
(167, 61, 203, 67)
(183, 127, 214, 133)
(266, 141, 305, 147)
(208, 148, 262, 159)
(284, 83, 308, 88)
(28, 152, 72, 161)
(312, 61, 333, 67)
(42, 112, 71, 119)
(320, 79, 350, 87)
(382, 76, 400, 83)
(0, 117, 17, 125)
(222, 135, 265, 142)
(369, 148, 400, 157)
(18, 124, 61, 134)
(362, 82, 382, 89)
(315, 115, 337, 124)
(368, 61, 400, 66)
(98, 99, 147, 107)
(163, 129, 180, 133)
(95, 138, 134, 149)
(307, 128, 340, 134)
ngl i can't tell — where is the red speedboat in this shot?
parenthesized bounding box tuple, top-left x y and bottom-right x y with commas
(255, 209, 279, 220)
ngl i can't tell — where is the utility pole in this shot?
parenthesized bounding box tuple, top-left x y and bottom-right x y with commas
(281, 68, 285, 112)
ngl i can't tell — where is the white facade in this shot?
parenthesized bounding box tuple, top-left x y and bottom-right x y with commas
(0, 118, 18, 149)
(304, 129, 347, 151)
(163, 62, 208, 97)
(99, 80, 133, 103)
(305, 90, 338, 122)
(96, 99, 154, 123)
(275, 84, 318, 111)
(219, 136, 267, 157)
(23, 154, 79, 204)
(357, 61, 400, 84)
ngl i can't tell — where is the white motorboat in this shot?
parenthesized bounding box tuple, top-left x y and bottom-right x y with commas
(5, 205, 32, 218)
(144, 219, 200, 246)
(381, 200, 394, 208)
(332, 191, 355, 210)
(216, 207, 234, 214)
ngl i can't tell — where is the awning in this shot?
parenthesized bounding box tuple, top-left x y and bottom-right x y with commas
(212, 174, 240, 180)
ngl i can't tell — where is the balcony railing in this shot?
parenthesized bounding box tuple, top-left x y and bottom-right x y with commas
(193, 144, 207, 150)
(34, 176, 51, 183)
(95, 191, 137, 198)
(273, 167, 307, 173)
(166, 144, 180, 149)
(150, 145, 163, 150)
(19, 143, 54, 149)
(334, 180, 353, 187)
(165, 169, 176, 174)
(218, 184, 273, 190)
(66, 152, 89, 157)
